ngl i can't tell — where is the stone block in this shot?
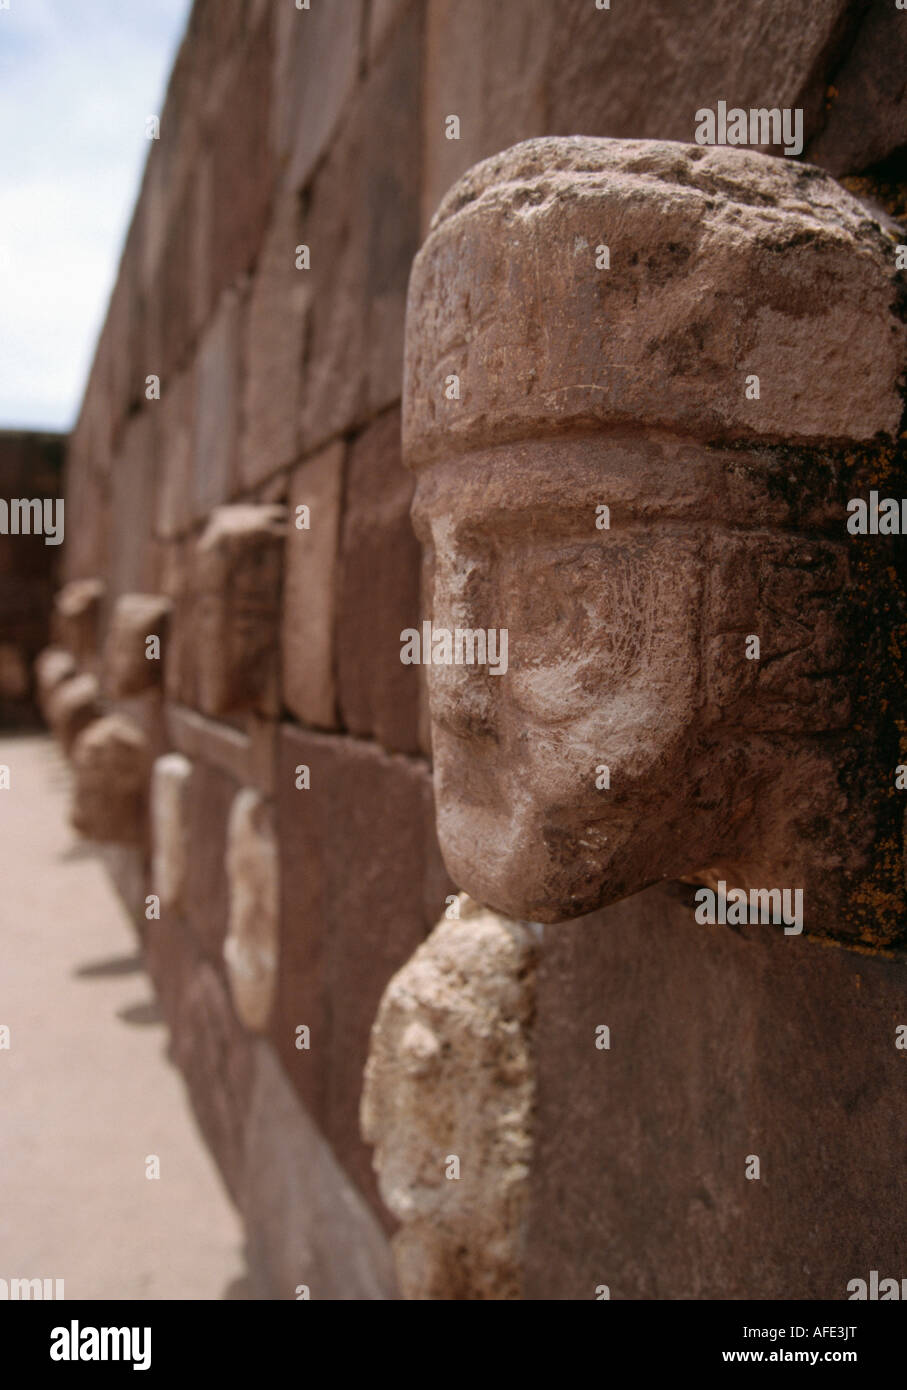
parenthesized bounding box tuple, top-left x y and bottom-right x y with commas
(272, 0, 363, 191)
(281, 442, 344, 729)
(184, 756, 239, 964)
(274, 725, 455, 1212)
(525, 884, 907, 1299)
(103, 593, 172, 698)
(208, 10, 274, 301)
(243, 1041, 397, 1300)
(193, 289, 244, 522)
(337, 410, 421, 753)
(224, 789, 279, 1033)
(361, 896, 537, 1299)
(194, 505, 286, 718)
(70, 714, 150, 845)
(155, 366, 195, 542)
(150, 752, 193, 912)
(239, 188, 309, 490)
(298, 1, 422, 452)
(110, 411, 160, 599)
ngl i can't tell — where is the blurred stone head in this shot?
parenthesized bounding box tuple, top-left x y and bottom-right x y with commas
(403, 137, 907, 942)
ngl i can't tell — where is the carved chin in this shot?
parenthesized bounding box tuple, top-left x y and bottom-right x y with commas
(435, 794, 645, 924)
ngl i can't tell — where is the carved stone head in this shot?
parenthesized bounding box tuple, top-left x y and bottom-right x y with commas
(403, 137, 907, 945)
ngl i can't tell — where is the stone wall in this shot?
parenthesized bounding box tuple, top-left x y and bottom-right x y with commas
(50, 0, 907, 1298)
(0, 429, 64, 724)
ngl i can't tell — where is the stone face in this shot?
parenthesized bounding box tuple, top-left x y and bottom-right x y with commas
(70, 714, 150, 844)
(47, 672, 102, 756)
(151, 752, 193, 912)
(224, 789, 279, 1033)
(194, 505, 286, 718)
(526, 883, 907, 1299)
(243, 1041, 398, 1301)
(281, 443, 344, 729)
(361, 895, 537, 1300)
(403, 136, 907, 947)
(104, 593, 172, 698)
(54, 579, 105, 666)
(336, 409, 421, 754)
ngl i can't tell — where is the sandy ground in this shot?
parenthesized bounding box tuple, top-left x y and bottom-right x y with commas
(0, 732, 247, 1299)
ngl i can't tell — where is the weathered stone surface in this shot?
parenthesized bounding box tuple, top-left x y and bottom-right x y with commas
(337, 409, 421, 754)
(272, 0, 362, 192)
(362, 895, 537, 1299)
(70, 714, 150, 844)
(150, 752, 193, 912)
(184, 756, 239, 963)
(170, 955, 254, 1207)
(403, 137, 907, 948)
(194, 505, 286, 718)
(239, 188, 309, 490)
(155, 367, 195, 542)
(54, 579, 104, 666)
(298, 1, 422, 453)
(224, 789, 279, 1033)
(208, 9, 274, 303)
(193, 289, 244, 522)
(805, 4, 907, 178)
(166, 703, 275, 797)
(47, 672, 102, 755)
(526, 883, 907, 1300)
(243, 1040, 397, 1300)
(405, 138, 906, 460)
(281, 443, 343, 729)
(34, 646, 76, 721)
(104, 593, 172, 698)
(274, 725, 455, 1211)
(110, 411, 160, 599)
(421, 0, 855, 230)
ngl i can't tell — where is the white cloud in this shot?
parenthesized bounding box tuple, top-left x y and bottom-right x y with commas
(0, 0, 192, 430)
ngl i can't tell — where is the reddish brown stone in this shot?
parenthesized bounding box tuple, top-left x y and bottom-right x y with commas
(184, 756, 239, 965)
(208, 9, 274, 302)
(526, 884, 907, 1299)
(272, 0, 363, 192)
(281, 443, 344, 729)
(239, 188, 308, 490)
(298, 1, 422, 453)
(194, 505, 286, 718)
(104, 593, 172, 698)
(193, 289, 244, 522)
(337, 409, 421, 753)
(274, 724, 455, 1216)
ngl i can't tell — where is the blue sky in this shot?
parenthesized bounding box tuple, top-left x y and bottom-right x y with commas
(0, 0, 192, 431)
